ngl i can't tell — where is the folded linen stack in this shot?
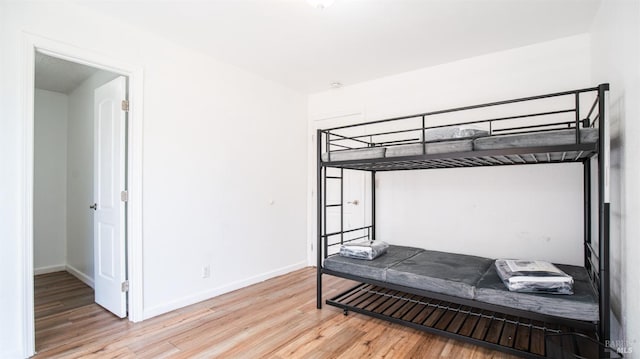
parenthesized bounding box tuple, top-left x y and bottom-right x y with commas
(495, 259, 574, 294)
(339, 240, 389, 260)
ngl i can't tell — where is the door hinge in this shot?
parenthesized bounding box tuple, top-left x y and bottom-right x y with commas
(121, 100, 129, 112)
(121, 190, 128, 202)
(121, 280, 129, 292)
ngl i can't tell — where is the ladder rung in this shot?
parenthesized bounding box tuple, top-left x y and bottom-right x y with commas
(326, 176, 343, 179)
(326, 204, 343, 207)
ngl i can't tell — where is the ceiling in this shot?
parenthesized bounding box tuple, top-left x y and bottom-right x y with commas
(79, 0, 601, 93)
(35, 52, 100, 94)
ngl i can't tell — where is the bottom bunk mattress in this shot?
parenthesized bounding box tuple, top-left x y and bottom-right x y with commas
(323, 245, 424, 282)
(322, 245, 598, 322)
(385, 250, 493, 299)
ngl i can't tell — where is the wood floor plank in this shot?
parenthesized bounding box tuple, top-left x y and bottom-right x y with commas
(270, 314, 363, 358)
(335, 320, 412, 358)
(34, 268, 518, 358)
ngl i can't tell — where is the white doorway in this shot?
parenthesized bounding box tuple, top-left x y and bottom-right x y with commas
(34, 53, 127, 332)
(23, 34, 144, 357)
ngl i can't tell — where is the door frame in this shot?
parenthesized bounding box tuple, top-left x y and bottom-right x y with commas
(21, 33, 144, 356)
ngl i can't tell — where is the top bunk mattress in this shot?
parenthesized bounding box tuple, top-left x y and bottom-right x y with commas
(474, 128, 599, 151)
(321, 146, 386, 162)
(385, 140, 473, 157)
(323, 245, 598, 322)
(321, 128, 599, 164)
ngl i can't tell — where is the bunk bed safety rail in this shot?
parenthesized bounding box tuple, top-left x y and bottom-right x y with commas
(322, 225, 373, 258)
(320, 85, 605, 159)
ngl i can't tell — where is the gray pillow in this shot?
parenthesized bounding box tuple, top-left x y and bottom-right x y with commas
(423, 126, 488, 141)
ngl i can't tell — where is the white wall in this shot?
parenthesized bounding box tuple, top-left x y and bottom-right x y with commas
(0, 3, 307, 357)
(0, 1, 21, 357)
(34, 89, 68, 273)
(590, 0, 640, 353)
(139, 32, 307, 317)
(309, 34, 593, 265)
(66, 70, 119, 286)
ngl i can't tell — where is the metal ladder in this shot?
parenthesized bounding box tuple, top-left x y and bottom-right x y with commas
(323, 168, 344, 257)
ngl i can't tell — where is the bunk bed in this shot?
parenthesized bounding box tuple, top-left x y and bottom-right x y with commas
(316, 84, 618, 358)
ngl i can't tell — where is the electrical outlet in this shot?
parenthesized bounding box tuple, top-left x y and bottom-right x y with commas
(202, 265, 211, 279)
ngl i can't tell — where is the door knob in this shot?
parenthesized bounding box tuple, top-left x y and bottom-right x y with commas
(89, 203, 97, 210)
(347, 199, 360, 205)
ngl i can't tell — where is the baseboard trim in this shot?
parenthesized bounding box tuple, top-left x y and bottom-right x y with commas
(34, 264, 66, 275)
(143, 261, 307, 320)
(66, 264, 95, 289)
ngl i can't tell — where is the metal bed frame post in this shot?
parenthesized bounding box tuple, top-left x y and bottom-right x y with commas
(582, 90, 592, 284)
(597, 83, 610, 342)
(575, 93, 581, 143)
(371, 171, 376, 241)
(323, 172, 328, 260)
(317, 129, 323, 309)
(583, 160, 591, 274)
(323, 128, 330, 263)
(340, 168, 344, 245)
(421, 116, 426, 155)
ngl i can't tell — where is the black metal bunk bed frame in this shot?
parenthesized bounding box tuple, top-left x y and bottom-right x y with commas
(316, 84, 613, 358)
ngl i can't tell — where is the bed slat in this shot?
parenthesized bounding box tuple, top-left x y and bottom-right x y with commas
(327, 284, 599, 359)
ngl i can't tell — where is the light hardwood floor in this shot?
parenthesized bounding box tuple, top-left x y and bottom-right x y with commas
(34, 268, 517, 358)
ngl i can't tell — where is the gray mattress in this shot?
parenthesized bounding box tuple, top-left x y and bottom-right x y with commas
(323, 244, 598, 322)
(474, 128, 599, 151)
(386, 250, 493, 299)
(323, 245, 424, 282)
(321, 147, 386, 162)
(385, 140, 473, 157)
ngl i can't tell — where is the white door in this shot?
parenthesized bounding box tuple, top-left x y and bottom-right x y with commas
(324, 169, 367, 256)
(93, 76, 127, 318)
(343, 170, 367, 240)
